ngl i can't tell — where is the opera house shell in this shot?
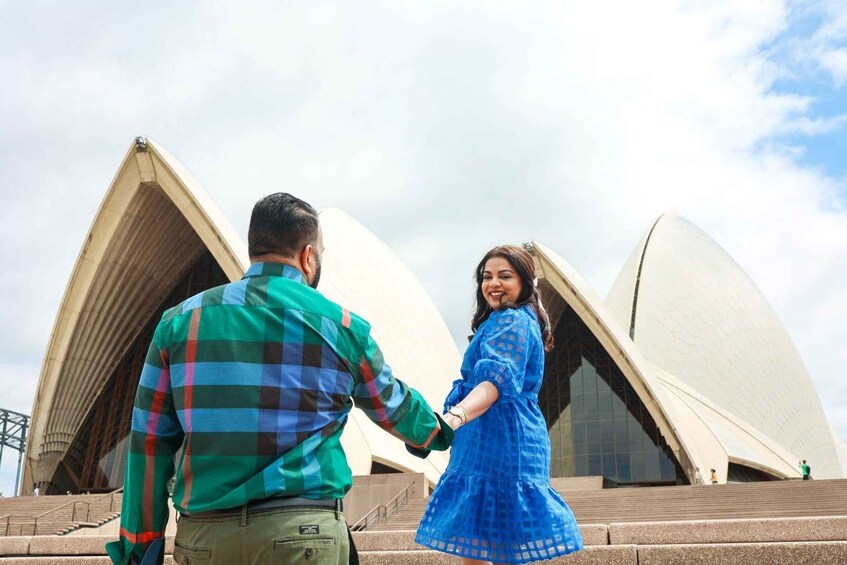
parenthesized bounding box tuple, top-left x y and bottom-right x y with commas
(23, 137, 455, 494)
(23, 137, 845, 494)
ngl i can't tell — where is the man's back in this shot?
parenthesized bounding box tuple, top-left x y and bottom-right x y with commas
(108, 193, 453, 565)
(161, 262, 365, 512)
(110, 262, 452, 564)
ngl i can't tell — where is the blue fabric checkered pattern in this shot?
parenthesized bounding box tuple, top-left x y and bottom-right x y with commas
(416, 305, 584, 563)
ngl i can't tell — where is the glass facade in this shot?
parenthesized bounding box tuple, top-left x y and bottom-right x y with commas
(540, 299, 686, 486)
(54, 251, 229, 493)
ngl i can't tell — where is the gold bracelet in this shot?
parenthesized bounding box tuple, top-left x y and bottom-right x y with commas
(448, 406, 468, 425)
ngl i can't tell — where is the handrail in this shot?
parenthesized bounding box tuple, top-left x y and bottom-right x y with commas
(88, 488, 125, 516)
(382, 482, 416, 519)
(349, 481, 417, 531)
(32, 497, 78, 519)
(350, 504, 382, 531)
(90, 488, 124, 505)
(1, 514, 9, 537)
(27, 489, 123, 535)
(32, 497, 79, 534)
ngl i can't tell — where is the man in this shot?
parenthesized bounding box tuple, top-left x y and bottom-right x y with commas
(710, 468, 718, 485)
(800, 460, 812, 480)
(106, 193, 454, 565)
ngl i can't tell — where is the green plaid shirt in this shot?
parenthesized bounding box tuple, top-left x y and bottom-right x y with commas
(106, 262, 453, 564)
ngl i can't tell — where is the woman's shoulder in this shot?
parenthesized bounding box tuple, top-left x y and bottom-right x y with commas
(486, 305, 535, 331)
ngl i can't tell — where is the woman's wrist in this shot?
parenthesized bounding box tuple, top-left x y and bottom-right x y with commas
(443, 412, 462, 430)
(447, 406, 468, 427)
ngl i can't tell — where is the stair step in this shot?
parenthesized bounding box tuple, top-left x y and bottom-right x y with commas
(637, 541, 847, 565)
(369, 479, 847, 530)
(358, 546, 636, 565)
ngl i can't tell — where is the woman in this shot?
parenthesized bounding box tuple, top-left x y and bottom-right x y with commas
(416, 245, 583, 564)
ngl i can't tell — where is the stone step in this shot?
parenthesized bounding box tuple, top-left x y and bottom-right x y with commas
(352, 525, 609, 550)
(0, 546, 639, 565)
(637, 541, 847, 565)
(358, 546, 637, 565)
(3, 516, 847, 556)
(5, 544, 847, 565)
(3, 541, 847, 565)
(609, 515, 847, 545)
(371, 480, 847, 529)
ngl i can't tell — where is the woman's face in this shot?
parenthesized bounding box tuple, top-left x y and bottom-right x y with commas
(481, 256, 522, 310)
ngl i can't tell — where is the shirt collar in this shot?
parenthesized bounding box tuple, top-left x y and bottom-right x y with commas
(243, 262, 308, 285)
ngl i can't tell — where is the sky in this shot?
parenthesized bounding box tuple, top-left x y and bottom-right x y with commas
(1, 0, 846, 496)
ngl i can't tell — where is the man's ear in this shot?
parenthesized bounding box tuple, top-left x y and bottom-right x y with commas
(299, 244, 315, 281)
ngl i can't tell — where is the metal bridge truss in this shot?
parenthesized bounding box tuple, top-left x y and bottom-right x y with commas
(0, 408, 29, 496)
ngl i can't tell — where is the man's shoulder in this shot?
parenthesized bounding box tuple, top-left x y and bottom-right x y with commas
(157, 277, 374, 340)
(159, 280, 234, 323)
(304, 289, 373, 337)
(258, 278, 373, 338)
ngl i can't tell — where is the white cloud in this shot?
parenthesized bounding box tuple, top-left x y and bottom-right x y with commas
(782, 0, 847, 86)
(0, 0, 845, 498)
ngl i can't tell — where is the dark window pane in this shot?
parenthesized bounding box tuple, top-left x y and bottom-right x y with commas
(539, 297, 686, 485)
(588, 454, 602, 475)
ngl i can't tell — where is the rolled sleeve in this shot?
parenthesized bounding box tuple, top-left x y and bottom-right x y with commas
(351, 328, 453, 450)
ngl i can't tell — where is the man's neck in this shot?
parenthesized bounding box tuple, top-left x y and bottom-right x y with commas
(250, 254, 301, 271)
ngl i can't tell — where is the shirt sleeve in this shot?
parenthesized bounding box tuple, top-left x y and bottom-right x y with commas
(106, 323, 184, 565)
(350, 329, 454, 452)
(473, 309, 532, 399)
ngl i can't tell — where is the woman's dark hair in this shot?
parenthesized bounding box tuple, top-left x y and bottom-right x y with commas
(470, 245, 554, 352)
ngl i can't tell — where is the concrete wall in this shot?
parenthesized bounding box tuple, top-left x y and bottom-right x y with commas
(344, 474, 425, 526)
(551, 476, 605, 491)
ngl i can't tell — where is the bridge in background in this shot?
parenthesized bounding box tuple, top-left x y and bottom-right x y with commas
(0, 407, 29, 496)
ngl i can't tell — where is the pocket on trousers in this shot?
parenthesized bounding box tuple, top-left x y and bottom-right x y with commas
(274, 536, 336, 561)
(173, 540, 212, 564)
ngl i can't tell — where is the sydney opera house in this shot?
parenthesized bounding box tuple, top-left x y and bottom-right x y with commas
(22, 137, 847, 495)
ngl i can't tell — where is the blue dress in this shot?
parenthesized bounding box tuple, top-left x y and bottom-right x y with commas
(416, 305, 583, 563)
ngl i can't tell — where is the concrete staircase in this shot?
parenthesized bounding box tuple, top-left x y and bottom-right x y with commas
(376, 479, 847, 530)
(0, 493, 123, 536)
(2, 481, 847, 563)
(1, 517, 846, 563)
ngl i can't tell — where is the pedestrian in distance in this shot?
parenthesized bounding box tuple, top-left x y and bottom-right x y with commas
(800, 460, 812, 480)
(415, 244, 584, 564)
(710, 468, 718, 484)
(106, 193, 454, 565)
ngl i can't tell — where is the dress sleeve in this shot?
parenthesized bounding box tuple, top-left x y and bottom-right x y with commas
(472, 309, 532, 399)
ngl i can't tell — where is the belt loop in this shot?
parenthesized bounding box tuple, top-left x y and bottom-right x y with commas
(240, 503, 247, 527)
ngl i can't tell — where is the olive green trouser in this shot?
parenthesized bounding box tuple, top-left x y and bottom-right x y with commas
(173, 506, 349, 564)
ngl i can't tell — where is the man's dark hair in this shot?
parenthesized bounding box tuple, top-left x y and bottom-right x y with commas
(248, 193, 319, 258)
